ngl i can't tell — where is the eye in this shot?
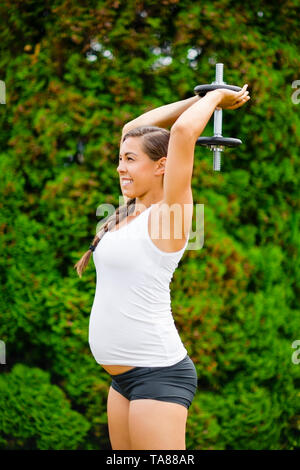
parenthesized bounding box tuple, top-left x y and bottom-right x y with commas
(119, 157, 133, 161)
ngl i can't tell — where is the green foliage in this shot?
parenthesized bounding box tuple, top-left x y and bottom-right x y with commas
(0, 0, 299, 450)
(0, 364, 90, 449)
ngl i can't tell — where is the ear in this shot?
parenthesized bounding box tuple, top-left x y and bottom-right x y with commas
(155, 157, 167, 175)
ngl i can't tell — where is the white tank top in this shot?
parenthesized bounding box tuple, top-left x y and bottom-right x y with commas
(88, 204, 189, 367)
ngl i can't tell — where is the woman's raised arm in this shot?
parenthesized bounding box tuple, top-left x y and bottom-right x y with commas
(122, 95, 201, 131)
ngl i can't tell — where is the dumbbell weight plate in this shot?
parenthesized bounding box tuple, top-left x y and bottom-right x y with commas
(196, 136, 242, 147)
(194, 84, 242, 97)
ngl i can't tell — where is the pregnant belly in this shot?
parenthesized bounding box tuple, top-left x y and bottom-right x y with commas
(101, 364, 136, 375)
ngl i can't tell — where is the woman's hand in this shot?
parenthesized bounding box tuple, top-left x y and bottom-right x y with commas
(210, 84, 250, 110)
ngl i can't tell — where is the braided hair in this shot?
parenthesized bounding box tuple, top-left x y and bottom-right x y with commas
(74, 197, 136, 277)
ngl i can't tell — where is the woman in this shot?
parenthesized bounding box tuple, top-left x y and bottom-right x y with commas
(74, 85, 250, 450)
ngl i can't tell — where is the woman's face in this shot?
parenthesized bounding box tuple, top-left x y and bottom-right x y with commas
(117, 136, 165, 199)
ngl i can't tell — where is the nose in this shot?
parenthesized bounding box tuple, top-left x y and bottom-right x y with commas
(117, 158, 123, 171)
(117, 160, 127, 174)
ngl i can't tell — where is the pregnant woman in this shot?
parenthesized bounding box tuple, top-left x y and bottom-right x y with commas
(74, 85, 250, 450)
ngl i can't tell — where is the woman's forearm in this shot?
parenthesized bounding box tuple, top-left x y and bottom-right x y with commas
(123, 95, 200, 130)
(173, 90, 221, 139)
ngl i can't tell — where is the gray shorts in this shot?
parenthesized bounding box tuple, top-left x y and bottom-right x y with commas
(109, 354, 198, 409)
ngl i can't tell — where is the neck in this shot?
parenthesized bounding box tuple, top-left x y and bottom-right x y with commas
(132, 196, 163, 216)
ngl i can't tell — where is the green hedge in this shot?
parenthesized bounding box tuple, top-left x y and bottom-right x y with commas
(0, 0, 299, 449)
(0, 364, 90, 450)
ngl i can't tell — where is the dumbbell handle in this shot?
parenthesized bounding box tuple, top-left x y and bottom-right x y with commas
(213, 63, 224, 171)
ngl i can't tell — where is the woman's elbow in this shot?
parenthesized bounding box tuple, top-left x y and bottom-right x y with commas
(170, 122, 196, 139)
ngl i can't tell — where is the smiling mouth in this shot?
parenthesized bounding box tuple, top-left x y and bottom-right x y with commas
(121, 179, 133, 186)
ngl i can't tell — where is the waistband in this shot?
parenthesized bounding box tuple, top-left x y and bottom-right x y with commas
(109, 354, 189, 378)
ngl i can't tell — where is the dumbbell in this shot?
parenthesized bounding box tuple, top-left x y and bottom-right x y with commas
(194, 63, 242, 171)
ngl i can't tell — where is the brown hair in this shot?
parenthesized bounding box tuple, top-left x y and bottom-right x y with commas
(74, 125, 170, 277)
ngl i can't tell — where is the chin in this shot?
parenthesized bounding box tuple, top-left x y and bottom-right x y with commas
(122, 190, 136, 199)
